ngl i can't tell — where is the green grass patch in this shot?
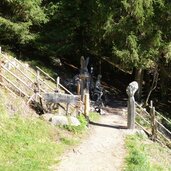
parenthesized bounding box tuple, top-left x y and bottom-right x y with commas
(124, 134, 171, 171)
(63, 112, 100, 134)
(62, 114, 88, 134)
(0, 115, 72, 171)
(89, 112, 100, 121)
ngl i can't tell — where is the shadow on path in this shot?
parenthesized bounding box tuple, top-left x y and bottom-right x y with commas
(89, 121, 127, 129)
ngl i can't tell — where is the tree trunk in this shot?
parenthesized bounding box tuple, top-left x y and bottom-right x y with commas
(159, 66, 168, 102)
(134, 68, 144, 102)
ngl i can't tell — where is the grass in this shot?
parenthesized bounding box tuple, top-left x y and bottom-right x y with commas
(0, 93, 98, 171)
(0, 52, 101, 170)
(0, 89, 88, 171)
(62, 112, 100, 134)
(124, 133, 171, 171)
(0, 115, 68, 171)
(89, 112, 100, 121)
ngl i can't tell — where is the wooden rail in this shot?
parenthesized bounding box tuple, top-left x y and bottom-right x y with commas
(0, 74, 29, 98)
(156, 111, 171, 125)
(2, 65, 34, 92)
(135, 101, 171, 147)
(1, 54, 54, 92)
(0, 81, 16, 97)
(0, 50, 80, 116)
(36, 66, 73, 95)
(36, 66, 55, 82)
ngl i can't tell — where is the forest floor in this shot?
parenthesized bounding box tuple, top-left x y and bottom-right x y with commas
(52, 106, 129, 171)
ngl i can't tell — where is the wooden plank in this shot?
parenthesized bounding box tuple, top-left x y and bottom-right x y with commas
(44, 93, 80, 105)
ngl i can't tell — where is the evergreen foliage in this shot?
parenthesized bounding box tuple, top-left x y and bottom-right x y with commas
(0, 0, 170, 73)
(0, 0, 47, 47)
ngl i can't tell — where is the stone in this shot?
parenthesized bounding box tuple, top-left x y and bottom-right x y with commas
(41, 113, 54, 121)
(100, 109, 106, 115)
(50, 115, 80, 126)
(69, 116, 81, 126)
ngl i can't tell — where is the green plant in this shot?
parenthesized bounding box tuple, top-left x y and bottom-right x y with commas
(63, 114, 88, 134)
(124, 134, 171, 171)
(89, 112, 100, 121)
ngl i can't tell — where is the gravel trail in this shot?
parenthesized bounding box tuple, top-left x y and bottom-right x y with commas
(54, 108, 128, 171)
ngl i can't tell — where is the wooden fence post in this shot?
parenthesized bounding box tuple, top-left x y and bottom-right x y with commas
(56, 76, 60, 92)
(126, 81, 139, 129)
(77, 80, 80, 95)
(35, 70, 41, 101)
(0, 47, 2, 83)
(150, 103, 157, 141)
(84, 93, 90, 121)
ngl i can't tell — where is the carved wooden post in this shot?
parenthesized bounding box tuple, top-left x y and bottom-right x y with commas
(126, 81, 139, 129)
(79, 56, 90, 101)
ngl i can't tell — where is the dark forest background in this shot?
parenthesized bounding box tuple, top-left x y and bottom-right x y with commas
(0, 0, 171, 117)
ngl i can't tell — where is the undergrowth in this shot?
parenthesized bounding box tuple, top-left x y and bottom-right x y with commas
(63, 112, 100, 134)
(124, 134, 171, 171)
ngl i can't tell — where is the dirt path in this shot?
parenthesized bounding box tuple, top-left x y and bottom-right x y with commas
(54, 108, 128, 171)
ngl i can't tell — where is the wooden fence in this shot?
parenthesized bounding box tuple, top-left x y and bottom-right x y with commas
(135, 101, 171, 148)
(0, 51, 89, 117)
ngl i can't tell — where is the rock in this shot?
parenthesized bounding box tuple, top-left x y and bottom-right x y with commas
(100, 109, 106, 115)
(50, 115, 80, 126)
(69, 116, 81, 126)
(41, 113, 54, 121)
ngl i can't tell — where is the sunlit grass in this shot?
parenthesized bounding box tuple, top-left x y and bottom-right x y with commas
(124, 134, 171, 171)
